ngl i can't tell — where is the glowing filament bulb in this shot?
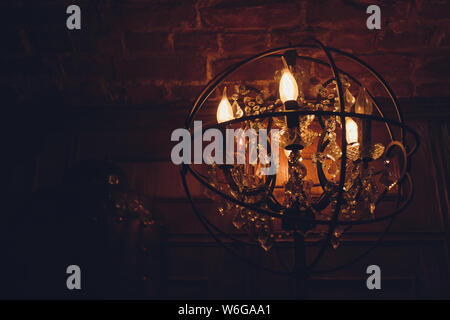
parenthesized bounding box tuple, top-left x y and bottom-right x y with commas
(345, 118, 359, 144)
(279, 69, 299, 103)
(216, 87, 234, 124)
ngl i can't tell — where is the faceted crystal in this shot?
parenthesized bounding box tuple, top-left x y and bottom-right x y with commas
(232, 100, 243, 118)
(324, 140, 342, 160)
(344, 88, 355, 112)
(346, 144, 360, 161)
(355, 87, 373, 115)
(371, 143, 385, 160)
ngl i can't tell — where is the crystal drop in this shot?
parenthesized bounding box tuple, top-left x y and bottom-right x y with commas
(331, 236, 340, 249)
(324, 140, 342, 160)
(232, 212, 247, 229)
(333, 226, 345, 238)
(371, 143, 385, 160)
(325, 118, 336, 132)
(319, 87, 328, 98)
(300, 128, 318, 147)
(369, 203, 376, 215)
(232, 101, 243, 118)
(327, 161, 339, 177)
(380, 169, 396, 190)
(346, 146, 360, 161)
(256, 94, 264, 105)
(355, 87, 373, 115)
(344, 88, 355, 111)
(257, 227, 272, 251)
(260, 238, 273, 252)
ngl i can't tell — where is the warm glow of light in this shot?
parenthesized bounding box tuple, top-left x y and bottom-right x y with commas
(284, 149, 291, 158)
(217, 87, 234, 123)
(346, 118, 359, 144)
(279, 69, 299, 103)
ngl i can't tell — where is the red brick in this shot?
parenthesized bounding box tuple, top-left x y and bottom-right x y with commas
(116, 55, 206, 81)
(416, 0, 450, 21)
(212, 56, 279, 81)
(174, 32, 218, 53)
(119, 1, 197, 32)
(327, 31, 376, 54)
(221, 32, 268, 54)
(361, 76, 413, 98)
(381, 2, 412, 26)
(125, 32, 171, 55)
(314, 55, 367, 80)
(414, 81, 450, 97)
(270, 29, 328, 49)
(413, 55, 450, 80)
(200, 1, 302, 30)
(360, 54, 414, 78)
(310, 53, 413, 87)
(306, 0, 365, 30)
(376, 27, 433, 51)
(171, 84, 206, 103)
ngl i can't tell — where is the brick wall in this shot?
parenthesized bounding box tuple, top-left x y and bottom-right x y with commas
(2, 0, 450, 108)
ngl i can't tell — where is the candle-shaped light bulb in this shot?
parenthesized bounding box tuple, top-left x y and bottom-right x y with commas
(279, 69, 299, 103)
(216, 87, 234, 124)
(345, 118, 359, 144)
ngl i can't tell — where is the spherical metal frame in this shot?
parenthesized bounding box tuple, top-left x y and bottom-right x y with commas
(180, 39, 419, 276)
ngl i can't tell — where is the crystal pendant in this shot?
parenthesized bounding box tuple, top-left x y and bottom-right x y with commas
(371, 143, 385, 159)
(324, 139, 342, 160)
(256, 226, 273, 251)
(326, 160, 339, 178)
(344, 88, 355, 112)
(346, 143, 360, 161)
(232, 209, 247, 229)
(279, 127, 302, 148)
(333, 225, 346, 238)
(355, 87, 373, 115)
(232, 100, 243, 118)
(299, 128, 318, 147)
(380, 159, 397, 190)
(360, 143, 385, 160)
(312, 152, 327, 166)
(331, 235, 340, 249)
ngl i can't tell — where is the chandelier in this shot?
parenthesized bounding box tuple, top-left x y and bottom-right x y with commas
(179, 39, 419, 296)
